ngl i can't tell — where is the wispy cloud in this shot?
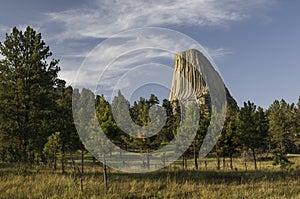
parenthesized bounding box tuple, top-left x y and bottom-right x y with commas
(59, 27, 235, 102)
(0, 25, 11, 41)
(58, 45, 232, 95)
(45, 0, 273, 40)
(207, 47, 232, 59)
(0, 0, 274, 99)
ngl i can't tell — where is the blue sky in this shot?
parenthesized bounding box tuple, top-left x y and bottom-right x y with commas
(0, 0, 299, 108)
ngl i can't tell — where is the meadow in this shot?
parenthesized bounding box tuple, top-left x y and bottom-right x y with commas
(0, 154, 299, 199)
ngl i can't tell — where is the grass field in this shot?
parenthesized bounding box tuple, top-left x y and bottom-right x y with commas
(0, 154, 299, 199)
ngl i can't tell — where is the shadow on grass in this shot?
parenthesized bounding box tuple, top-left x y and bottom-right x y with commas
(1, 162, 299, 185)
(117, 170, 299, 184)
(80, 167, 300, 185)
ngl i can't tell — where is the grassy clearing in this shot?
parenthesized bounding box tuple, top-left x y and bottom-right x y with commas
(0, 155, 299, 199)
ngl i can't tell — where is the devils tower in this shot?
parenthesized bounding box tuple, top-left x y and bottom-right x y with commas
(169, 49, 237, 110)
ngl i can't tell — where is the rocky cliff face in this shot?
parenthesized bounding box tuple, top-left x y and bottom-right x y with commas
(169, 49, 209, 105)
(169, 49, 237, 110)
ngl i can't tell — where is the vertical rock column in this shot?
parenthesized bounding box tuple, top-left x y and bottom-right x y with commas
(169, 49, 208, 106)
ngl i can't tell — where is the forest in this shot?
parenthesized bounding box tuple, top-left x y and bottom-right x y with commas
(0, 26, 299, 198)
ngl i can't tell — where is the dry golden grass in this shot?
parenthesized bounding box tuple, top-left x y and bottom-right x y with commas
(0, 155, 299, 199)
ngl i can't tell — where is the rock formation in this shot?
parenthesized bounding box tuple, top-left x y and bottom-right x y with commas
(169, 49, 237, 111)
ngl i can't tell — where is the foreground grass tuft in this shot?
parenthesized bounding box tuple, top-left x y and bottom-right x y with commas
(0, 157, 299, 199)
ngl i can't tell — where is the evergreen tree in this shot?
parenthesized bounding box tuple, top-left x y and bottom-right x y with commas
(55, 84, 80, 172)
(268, 100, 297, 153)
(43, 132, 62, 170)
(216, 105, 239, 170)
(237, 101, 268, 170)
(0, 26, 60, 162)
(268, 99, 297, 168)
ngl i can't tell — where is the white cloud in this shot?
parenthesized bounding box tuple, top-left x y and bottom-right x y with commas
(0, 25, 11, 41)
(207, 47, 232, 59)
(62, 27, 233, 102)
(46, 0, 273, 99)
(45, 0, 273, 40)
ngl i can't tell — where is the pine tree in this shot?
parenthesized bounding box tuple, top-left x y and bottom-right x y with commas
(43, 132, 62, 170)
(0, 26, 60, 162)
(55, 84, 79, 173)
(268, 99, 296, 168)
(216, 105, 239, 170)
(237, 101, 268, 170)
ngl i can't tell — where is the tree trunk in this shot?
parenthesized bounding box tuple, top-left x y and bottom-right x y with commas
(81, 149, 84, 174)
(146, 149, 150, 170)
(216, 156, 220, 170)
(162, 154, 166, 168)
(80, 149, 84, 191)
(194, 146, 198, 170)
(229, 154, 233, 170)
(194, 143, 198, 170)
(182, 155, 185, 169)
(251, 148, 257, 170)
(61, 145, 65, 173)
(222, 157, 226, 170)
(54, 152, 57, 170)
(119, 145, 123, 159)
(265, 141, 271, 159)
(103, 154, 108, 193)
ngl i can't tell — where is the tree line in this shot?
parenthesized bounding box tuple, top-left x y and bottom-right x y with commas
(0, 26, 299, 173)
